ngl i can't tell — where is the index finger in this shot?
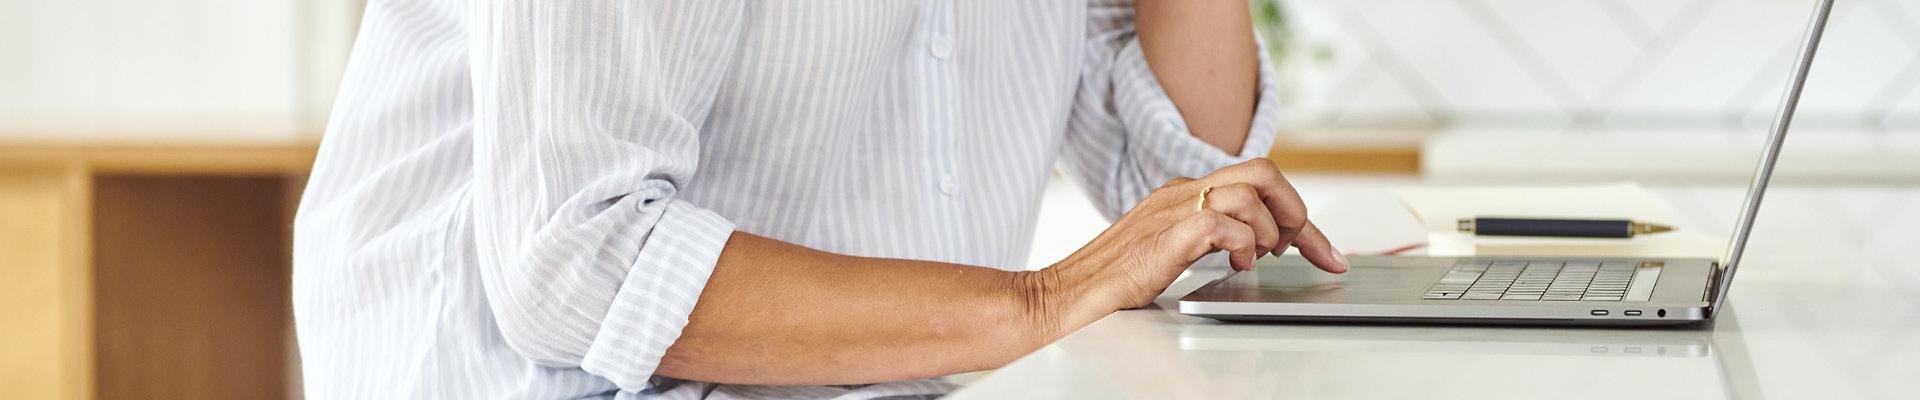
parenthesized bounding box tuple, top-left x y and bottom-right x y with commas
(1290, 221, 1349, 273)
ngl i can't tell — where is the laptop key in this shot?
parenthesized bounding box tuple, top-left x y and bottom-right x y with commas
(1424, 259, 1668, 303)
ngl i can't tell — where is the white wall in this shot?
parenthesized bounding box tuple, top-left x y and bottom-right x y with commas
(0, 0, 359, 141)
(7, 0, 1913, 141)
(1280, 0, 1920, 132)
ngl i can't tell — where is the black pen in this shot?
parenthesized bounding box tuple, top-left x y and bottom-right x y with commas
(1456, 217, 1673, 239)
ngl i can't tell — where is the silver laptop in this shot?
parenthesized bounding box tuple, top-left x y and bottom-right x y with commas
(1179, 0, 1837, 326)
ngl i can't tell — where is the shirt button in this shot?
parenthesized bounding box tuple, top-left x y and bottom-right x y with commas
(938, 174, 957, 195)
(929, 34, 953, 60)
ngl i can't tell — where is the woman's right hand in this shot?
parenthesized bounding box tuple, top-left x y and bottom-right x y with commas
(1025, 159, 1348, 335)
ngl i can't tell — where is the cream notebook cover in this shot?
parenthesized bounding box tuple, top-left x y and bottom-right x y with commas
(1390, 183, 1725, 259)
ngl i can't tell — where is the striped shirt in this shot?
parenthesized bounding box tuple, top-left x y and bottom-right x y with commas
(292, 0, 1280, 398)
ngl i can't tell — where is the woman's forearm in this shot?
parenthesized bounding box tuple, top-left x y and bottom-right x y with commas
(655, 232, 1068, 385)
(654, 158, 1347, 385)
(1135, 0, 1261, 154)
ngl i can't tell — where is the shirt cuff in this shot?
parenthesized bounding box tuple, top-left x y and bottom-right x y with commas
(1109, 34, 1283, 184)
(578, 200, 735, 391)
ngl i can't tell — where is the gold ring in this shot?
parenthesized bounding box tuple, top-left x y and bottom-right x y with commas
(1196, 185, 1214, 212)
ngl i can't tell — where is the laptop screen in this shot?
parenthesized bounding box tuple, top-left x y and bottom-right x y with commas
(1711, 0, 1835, 314)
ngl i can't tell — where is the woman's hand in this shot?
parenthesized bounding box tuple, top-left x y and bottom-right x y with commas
(1028, 159, 1347, 333)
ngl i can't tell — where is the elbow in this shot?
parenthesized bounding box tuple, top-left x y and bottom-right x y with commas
(475, 248, 593, 367)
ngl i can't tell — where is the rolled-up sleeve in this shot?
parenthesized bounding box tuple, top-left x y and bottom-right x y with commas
(1060, 0, 1284, 221)
(466, 1, 743, 391)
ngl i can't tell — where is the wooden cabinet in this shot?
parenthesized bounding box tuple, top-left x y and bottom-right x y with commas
(0, 141, 315, 400)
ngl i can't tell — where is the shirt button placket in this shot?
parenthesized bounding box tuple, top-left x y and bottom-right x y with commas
(929, 0, 958, 197)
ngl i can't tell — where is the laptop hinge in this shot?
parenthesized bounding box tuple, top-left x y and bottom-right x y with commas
(1704, 262, 1724, 318)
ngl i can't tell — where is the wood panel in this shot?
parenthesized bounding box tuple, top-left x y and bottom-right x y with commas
(0, 167, 93, 400)
(1267, 133, 1422, 174)
(0, 141, 319, 175)
(92, 175, 293, 400)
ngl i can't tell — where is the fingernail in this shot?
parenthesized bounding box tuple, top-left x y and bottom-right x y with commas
(1330, 247, 1350, 273)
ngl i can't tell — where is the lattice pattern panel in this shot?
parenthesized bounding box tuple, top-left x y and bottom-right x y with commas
(1278, 0, 1920, 132)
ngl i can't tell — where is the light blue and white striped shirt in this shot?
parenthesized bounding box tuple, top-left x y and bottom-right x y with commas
(293, 0, 1280, 398)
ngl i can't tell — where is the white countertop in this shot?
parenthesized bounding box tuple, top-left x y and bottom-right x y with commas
(951, 177, 1920, 400)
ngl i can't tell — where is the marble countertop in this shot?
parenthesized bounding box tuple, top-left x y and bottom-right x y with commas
(952, 177, 1920, 399)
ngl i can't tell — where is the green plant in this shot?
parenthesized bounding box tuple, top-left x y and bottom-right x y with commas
(1250, 0, 1295, 66)
(1249, 0, 1333, 102)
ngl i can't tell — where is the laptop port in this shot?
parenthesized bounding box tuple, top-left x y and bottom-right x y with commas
(1625, 310, 1643, 316)
(1590, 310, 1609, 316)
(1657, 309, 1667, 318)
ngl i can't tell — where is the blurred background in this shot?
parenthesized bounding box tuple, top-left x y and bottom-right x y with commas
(2, 0, 1913, 399)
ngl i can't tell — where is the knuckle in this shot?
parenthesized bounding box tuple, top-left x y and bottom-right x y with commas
(1233, 236, 1258, 252)
(1221, 182, 1257, 196)
(1259, 160, 1284, 175)
(1259, 234, 1282, 249)
(1263, 169, 1286, 185)
(1222, 214, 1248, 234)
(1218, 184, 1259, 206)
(1270, 206, 1307, 230)
(1222, 234, 1249, 251)
(1228, 229, 1259, 248)
(1242, 159, 1278, 176)
(1274, 196, 1308, 218)
(1157, 224, 1199, 251)
(1278, 213, 1309, 231)
(1190, 211, 1221, 231)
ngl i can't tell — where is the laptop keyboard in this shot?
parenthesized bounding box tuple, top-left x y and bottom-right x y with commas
(1423, 260, 1653, 301)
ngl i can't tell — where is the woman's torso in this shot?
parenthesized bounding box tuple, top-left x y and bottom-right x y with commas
(294, 1, 1091, 397)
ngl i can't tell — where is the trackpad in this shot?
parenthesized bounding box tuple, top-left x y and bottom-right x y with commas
(1210, 257, 1442, 303)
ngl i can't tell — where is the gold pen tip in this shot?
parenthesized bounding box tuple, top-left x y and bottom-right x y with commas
(1635, 223, 1674, 235)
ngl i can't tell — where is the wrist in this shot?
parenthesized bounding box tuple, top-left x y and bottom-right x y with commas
(1012, 258, 1122, 347)
(1011, 269, 1063, 347)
